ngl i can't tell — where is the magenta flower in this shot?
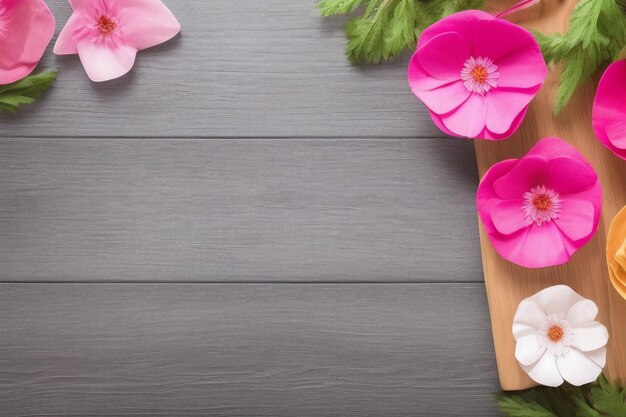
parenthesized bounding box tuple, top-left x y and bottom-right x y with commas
(54, 0, 181, 82)
(0, 0, 55, 85)
(477, 138, 602, 268)
(407, 10, 547, 140)
(593, 59, 626, 160)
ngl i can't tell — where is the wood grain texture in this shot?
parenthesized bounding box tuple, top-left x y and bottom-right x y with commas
(0, 138, 481, 282)
(0, 283, 500, 417)
(477, 0, 626, 390)
(0, 0, 440, 139)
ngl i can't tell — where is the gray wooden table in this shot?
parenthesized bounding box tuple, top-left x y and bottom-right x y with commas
(0, 1, 501, 415)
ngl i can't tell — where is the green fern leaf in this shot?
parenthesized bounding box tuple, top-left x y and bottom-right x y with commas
(318, 0, 364, 16)
(535, 0, 626, 115)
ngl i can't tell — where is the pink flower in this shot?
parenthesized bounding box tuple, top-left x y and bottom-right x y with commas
(54, 0, 181, 82)
(593, 59, 626, 160)
(0, 0, 55, 85)
(476, 138, 602, 268)
(407, 10, 547, 140)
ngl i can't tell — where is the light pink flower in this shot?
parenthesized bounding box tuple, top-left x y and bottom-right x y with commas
(407, 10, 547, 140)
(593, 59, 626, 160)
(477, 138, 602, 268)
(0, 0, 55, 85)
(54, 0, 181, 82)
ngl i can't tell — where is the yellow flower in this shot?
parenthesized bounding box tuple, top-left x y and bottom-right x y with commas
(606, 206, 626, 299)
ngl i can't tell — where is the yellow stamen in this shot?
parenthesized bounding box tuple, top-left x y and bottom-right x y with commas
(471, 66, 488, 84)
(533, 195, 552, 211)
(547, 325, 564, 342)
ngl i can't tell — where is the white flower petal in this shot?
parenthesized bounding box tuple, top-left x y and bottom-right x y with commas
(572, 322, 609, 352)
(584, 347, 607, 369)
(523, 351, 564, 387)
(557, 348, 603, 386)
(515, 334, 547, 366)
(513, 323, 536, 339)
(513, 285, 609, 388)
(566, 299, 599, 327)
(513, 300, 545, 331)
(532, 285, 584, 316)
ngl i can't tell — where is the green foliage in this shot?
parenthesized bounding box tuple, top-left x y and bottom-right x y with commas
(0, 71, 57, 113)
(318, 0, 484, 64)
(495, 375, 626, 417)
(591, 374, 626, 416)
(319, 0, 364, 16)
(534, 0, 626, 115)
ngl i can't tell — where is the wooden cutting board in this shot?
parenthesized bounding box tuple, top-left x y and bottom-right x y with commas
(478, 0, 626, 390)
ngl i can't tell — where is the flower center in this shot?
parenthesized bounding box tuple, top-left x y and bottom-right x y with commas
(96, 15, 116, 35)
(533, 194, 552, 211)
(471, 66, 488, 84)
(547, 325, 564, 342)
(460, 56, 500, 95)
(522, 185, 562, 226)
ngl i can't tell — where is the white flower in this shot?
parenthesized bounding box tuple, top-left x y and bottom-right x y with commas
(513, 285, 609, 387)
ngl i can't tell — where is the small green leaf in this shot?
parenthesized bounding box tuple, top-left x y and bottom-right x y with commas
(318, 0, 364, 16)
(320, 0, 483, 64)
(495, 375, 626, 417)
(534, 0, 626, 115)
(590, 374, 626, 416)
(495, 394, 558, 417)
(0, 70, 57, 113)
(615, 43, 626, 61)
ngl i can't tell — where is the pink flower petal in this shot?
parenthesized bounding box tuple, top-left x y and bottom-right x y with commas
(485, 87, 539, 135)
(490, 199, 531, 235)
(483, 106, 528, 140)
(528, 137, 586, 161)
(0, 0, 55, 85)
(408, 56, 457, 92)
(554, 199, 595, 241)
(417, 10, 493, 49)
(54, 13, 85, 55)
(544, 157, 597, 195)
(513, 222, 569, 268)
(496, 47, 547, 89)
(606, 121, 626, 149)
(473, 18, 541, 62)
(77, 41, 138, 82)
(437, 94, 486, 138)
(69, 0, 98, 10)
(477, 158, 518, 231)
(413, 80, 471, 115)
(593, 60, 626, 159)
(416, 32, 469, 82)
(493, 156, 547, 200)
(115, 0, 181, 50)
(428, 110, 463, 138)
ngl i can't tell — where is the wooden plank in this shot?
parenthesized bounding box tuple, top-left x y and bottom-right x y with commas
(0, 283, 500, 416)
(0, 0, 439, 138)
(0, 138, 481, 282)
(477, 0, 626, 390)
